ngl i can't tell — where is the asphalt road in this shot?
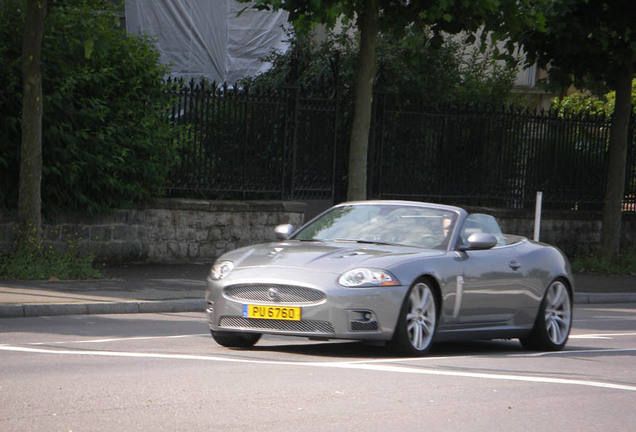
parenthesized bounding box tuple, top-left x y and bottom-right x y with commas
(1, 304, 635, 432)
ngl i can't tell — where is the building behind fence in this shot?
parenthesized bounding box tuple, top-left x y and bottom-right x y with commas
(166, 79, 636, 213)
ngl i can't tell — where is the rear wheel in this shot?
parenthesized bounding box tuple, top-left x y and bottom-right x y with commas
(520, 279, 572, 351)
(211, 330, 261, 348)
(389, 279, 438, 356)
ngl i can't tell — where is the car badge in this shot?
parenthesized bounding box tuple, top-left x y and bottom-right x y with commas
(267, 287, 281, 301)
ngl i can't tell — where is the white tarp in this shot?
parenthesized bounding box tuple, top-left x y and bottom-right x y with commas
(125, 0, 289, 83)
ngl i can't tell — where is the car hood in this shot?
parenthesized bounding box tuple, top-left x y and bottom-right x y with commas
(220, 240, 443, 274)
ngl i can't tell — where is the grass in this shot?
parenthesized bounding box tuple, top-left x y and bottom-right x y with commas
(572, 249, 636, 276)
(0, 233, 103, 280)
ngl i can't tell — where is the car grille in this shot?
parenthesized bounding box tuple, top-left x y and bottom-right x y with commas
(224, 284, 326, 304)
(218, 316, 335, 334)
(351, 321, 379, 332)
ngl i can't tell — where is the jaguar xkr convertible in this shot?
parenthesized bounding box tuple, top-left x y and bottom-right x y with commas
(205, 200, 573, 356)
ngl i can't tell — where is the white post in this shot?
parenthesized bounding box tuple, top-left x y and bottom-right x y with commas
(534, 191, 543, 241)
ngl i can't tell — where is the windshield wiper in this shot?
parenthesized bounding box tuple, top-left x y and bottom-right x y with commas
(333, 239, 400, 246)
(356, 239, 401, 246)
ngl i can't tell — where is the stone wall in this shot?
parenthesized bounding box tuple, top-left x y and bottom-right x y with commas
(484, 208, 635, 256)
(1, 200, 634, 263)
(0, 199, 307, 264)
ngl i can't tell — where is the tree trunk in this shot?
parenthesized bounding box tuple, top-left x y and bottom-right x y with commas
(600, 64, 633, 261)
(346, 0, 379, 201)
(18, 0, 47, 240)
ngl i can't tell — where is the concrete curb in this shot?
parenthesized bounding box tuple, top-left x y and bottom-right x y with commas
(573, 293, 636, 305)
(0, 299, 207, 319)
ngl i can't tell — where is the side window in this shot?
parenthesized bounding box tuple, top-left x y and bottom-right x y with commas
(459, 214, 506, 247)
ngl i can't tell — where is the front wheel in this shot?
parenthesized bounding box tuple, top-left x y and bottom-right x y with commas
(520, 279, 572, 351)
(389, 279, 438, 356)
(211, 330, 261, 348)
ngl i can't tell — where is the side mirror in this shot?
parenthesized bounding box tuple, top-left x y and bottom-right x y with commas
(274, 224, 295, 240)
(460, 233, 498, 251)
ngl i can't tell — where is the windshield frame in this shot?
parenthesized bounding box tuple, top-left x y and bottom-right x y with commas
(292, 201, 462, 251)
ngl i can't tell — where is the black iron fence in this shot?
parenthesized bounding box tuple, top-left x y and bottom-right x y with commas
(166, 80, 343, 201)
(166, 80, 636, 212)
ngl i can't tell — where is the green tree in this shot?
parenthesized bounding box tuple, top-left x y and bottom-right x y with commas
(517, 0, 636, 260)
(551, 80, 636, 118)
(243, 0, 538, 200)
(244, 26, 518, 107)
(551, 93, 611, 118)
(1, 0, 178, 217)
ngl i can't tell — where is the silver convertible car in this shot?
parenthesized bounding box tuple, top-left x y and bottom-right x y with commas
(205, 200, 573, 356)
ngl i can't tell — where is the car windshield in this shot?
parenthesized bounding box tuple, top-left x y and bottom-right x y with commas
(293, 204, 458, 250)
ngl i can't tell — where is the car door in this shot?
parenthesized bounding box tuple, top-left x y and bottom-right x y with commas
(452, 214, 525, 324)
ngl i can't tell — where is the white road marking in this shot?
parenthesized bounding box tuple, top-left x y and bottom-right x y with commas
(1, 344, 635, 393)
(570, 336, 613, 340)
(332, 362, 636, 393)
(570, 332, 636, 339)
(22, 334, 209, 346)
(509, 348, 636, 357)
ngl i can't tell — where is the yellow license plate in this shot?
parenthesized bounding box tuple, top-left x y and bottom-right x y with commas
(243, 304, 301, 321)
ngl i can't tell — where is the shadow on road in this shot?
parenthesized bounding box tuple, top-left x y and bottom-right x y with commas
(227, 338, 529, 359)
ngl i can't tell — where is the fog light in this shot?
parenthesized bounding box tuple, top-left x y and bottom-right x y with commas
(350, 310, 379, 332)
(352, 310, 374, 321)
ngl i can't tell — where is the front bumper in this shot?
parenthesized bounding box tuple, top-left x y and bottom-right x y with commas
(205, 267, 409, 341)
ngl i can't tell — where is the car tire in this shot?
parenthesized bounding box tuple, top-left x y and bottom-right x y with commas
(520, 279, 572, 351)
(211, 330, 261, 348)
(389, 279, 439, 356)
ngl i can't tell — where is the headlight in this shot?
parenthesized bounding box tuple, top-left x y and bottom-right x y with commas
(210, 260, 234, 280)
(339, 268, 400, 287)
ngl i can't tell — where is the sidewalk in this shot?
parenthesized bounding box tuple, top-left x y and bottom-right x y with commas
(0, 264, 635, 319)
(0, 264, 209, 319)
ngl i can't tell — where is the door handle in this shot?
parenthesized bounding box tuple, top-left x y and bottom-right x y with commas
(509, 260, 522, 271)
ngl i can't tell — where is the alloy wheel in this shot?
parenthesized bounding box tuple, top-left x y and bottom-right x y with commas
(406, 282, 437, 351)
(543, 281, 572, 346)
